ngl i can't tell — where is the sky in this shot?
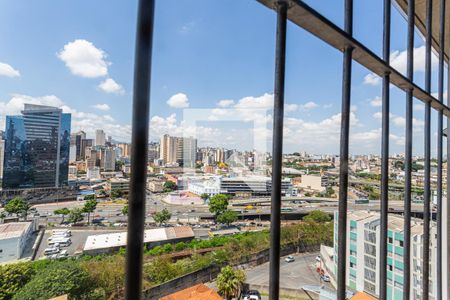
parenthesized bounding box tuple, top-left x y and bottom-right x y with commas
(0, 0, 446, 155)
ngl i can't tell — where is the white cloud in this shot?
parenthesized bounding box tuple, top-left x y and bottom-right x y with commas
(369, 96, 382, 107)
(363, 46, 438, 85)
(217, 99, 235, 107)
(299, 101, 318, 111)
(57, 39, 109, 78)
(0, 62, 20, 77)
(373, 111, 423, 128)
(413, 103, 425, 111)
(98, 78, 124, 94)
(0, 94, 131, 142)
(363, 73, 380, 86)
(167, 93, 189, 108)
(92, 103, 110, 111)
(323, 104, 333, 109)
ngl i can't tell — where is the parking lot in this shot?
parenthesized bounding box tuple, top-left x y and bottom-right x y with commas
(35, 228, 124, 259)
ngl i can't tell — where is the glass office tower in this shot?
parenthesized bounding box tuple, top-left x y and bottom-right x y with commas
(2, 104, 71, 189)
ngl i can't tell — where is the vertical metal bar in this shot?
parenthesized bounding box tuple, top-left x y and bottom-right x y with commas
(379, 1, 391, 299)
(125, 1, 154, 299)
(446, 58, 450, 300)
(269, 1, 287, 299)
(337, 1, 353, 300)
(403, 0, 415, 299)
(437, 1, 446, 299)
(422, 0, 432, 298)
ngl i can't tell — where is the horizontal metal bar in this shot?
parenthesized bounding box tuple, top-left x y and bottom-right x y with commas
(257, 0, 450, 116)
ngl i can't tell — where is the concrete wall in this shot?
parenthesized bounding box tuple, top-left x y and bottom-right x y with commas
(143, 265, 220, 300)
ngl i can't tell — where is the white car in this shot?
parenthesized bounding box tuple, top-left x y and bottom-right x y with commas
(285, 255, 295, 263)
(321, 275, 331, 282)
(315, 255, 321, 262)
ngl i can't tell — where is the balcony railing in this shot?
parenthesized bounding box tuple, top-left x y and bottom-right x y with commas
(125, 0, 449, 299)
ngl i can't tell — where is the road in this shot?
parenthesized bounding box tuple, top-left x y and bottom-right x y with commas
(245, 253, 333, 291)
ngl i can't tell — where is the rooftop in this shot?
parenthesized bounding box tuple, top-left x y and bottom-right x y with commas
(83, 226, 194, 252)
(0, 222, 32, 240)
(159, 284, 222, 300)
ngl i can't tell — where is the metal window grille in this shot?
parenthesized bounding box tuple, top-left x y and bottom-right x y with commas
(124, 0, 449, 299)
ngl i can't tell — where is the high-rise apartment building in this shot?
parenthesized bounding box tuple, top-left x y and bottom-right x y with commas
(101, 147, 116, 171)
(117, 143, 131, 157)
(330, 211, 438, 300)
(95, 129, 106, 146)
(159, 134, 197, 167)
(148, 142, 159, 164)
(80, 138, 93, 159)
(2, 104, 71, 188)
(215, 148, 225, 164)
(72, 131, 86, 160)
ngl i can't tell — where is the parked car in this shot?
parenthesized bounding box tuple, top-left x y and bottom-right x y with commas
(285, 255, 295, 263)
(44, 247, 60, 256)
(321, 275, 331, 282)
(243, 290, 261, 300)
(315, 255, 321, 262)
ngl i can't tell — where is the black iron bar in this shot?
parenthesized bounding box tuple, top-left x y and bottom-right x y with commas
(125, 1, 154, 299)
(436, 1, 445, 299)
(403, 0, 415, 299)
(379, 1, 391, 299)
(268, 1, 287, 299)
(337, 1, 353, 300)
(256, 0, 450, 117)
(447, 58, 450, 300)
(422, 0, 432, 298)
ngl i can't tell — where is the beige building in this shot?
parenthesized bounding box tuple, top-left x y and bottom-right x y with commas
(298, 174, 327, 192)
(160, 134, 197, 167)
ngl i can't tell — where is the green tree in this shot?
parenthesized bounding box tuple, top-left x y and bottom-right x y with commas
(217, 210, 238, 226)
(163, 181, 177, 192)
(111, 189, 123, 199)
(303, 210, 332, 223)
(0, 263, 35, 300)
(208, 194, 229, 222)
(121, 205, 128, 216)
(200, 193, 209, 201)
(153, 208, 171, 226)
(84, 194, 96, 201)
(13, 261, 93, 300)
(53, 207, 70, 224)
(4, 197, 31, 220)
(67, 208, 84, 224)
(83, 199, 97, 224)
(216, 266, 246, 300)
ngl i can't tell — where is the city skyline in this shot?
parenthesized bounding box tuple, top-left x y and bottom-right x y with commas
(0, 0, 444, 155)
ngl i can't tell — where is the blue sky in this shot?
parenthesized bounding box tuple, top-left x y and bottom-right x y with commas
(0, 0, 444, 155)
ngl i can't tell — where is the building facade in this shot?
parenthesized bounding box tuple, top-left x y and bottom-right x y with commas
(95, 129, 106, 146)
(2, 104, 71, 189)
(331, 211, 438, 300)
(160, 134, 197, 167)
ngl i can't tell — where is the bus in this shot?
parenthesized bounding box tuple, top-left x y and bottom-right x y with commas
(280, 207, 294, 212)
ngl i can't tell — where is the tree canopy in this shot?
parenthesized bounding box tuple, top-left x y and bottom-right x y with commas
(163, 181, 177, 192)
(13, 261, 93, 300)
(208, 194, 229, 217)
(153, 208, 171, 225)
(83, 199, 97, 224)
(0, 263, 35, 300)
(4, 197, 31, 219)
(303, 210, 332, 223)
(121, 205, 128, 216)
(216, 210, 238, 226)
(67, 208, 84, 224)
(54, 208, 70, 223)
(216, 266, 246, 300)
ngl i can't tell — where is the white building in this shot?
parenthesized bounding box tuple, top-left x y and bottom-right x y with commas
(327, 211, 439, 300)
(0, 221, 36, 263)
(188, 177, 223, 196)
(87, 166, 101, 180)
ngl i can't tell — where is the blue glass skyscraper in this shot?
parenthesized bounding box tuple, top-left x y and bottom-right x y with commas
(2, 104, 71, 189)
